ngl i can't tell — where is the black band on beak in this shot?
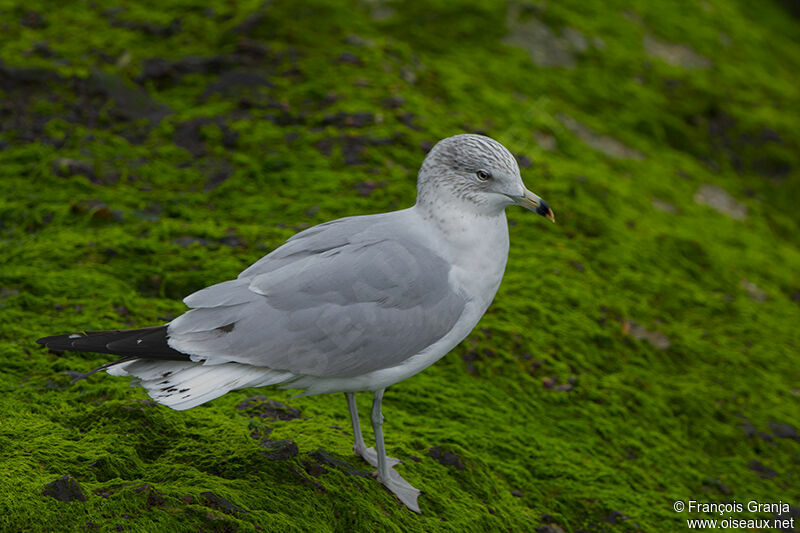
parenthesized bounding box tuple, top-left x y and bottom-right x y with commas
(536, 199, 552, 218)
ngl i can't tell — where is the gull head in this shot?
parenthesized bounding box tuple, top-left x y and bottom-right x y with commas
(416, 134, 554, 221)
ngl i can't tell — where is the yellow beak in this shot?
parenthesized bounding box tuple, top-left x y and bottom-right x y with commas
(515, 188, 555, 222)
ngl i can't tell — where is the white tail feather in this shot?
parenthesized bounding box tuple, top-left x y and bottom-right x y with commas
(107, 360, 294, 410)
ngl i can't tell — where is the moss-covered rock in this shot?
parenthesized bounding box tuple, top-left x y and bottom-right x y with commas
(1, 0, 798, 530)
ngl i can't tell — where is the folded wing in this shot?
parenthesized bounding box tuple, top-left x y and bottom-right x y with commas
(168, 214, 466, 378)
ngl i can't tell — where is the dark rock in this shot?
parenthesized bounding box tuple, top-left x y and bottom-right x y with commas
(353, 179, 387, 197)
(86, 70, 171, 124)
(106, 10, 182, 37)
(250, 426, 273, 442)
(222, 126, 239, 148)
(461, 351, 481, 375)
(43, 474, 87, 502)
(52, 158, 96, 182)
(570, 261, 585, 272)
(336, 52, 362, 65)
(219, 234, 246, 248)
(791, 291, 800, 305)
(461, 351, 481, 363)
(0, 63, 58, 89)
(228, 10, 268, 37)
(753, 157, 792, 180)
(235, 38, 271, 59)
(202, 158, 234, 191)
(314, 134, 395, 165)
(757, 431, 774, 443)
(428, 446, 465, 470)
(542, 377, 555, 389)
(341, 135, 367, 165)
(173, 117, 211, 157)
(260, 439, 298, 460)
(21, 10, 47, 28)
(172, 236, 211, 248)
(511, 490, 523, 497)
(748, 459, 777, 479)
(397, 111, 421, 130)
(203, 70, 272, 98)
(138, 58, 173, 81)
(605, 510, 628, 524)
(319, 92, 340, 108)
(133, 483, 166, 507)
(137, 55, 234, 83)
(382, 96, 405, 109)
(741, 421, 757, 438)
(309, 448, 371, 477)
(408, 455, 421, 462)
(200, 491, 248, 515)
(173, 117, 237, 158)
(237, 396, 301, 420)
(769, 421, 798, 440)
(290, 466, 326, 492)
(516, 154, 532, 168)
(322, 112, 374, 129)
(302, 459, 328, 477)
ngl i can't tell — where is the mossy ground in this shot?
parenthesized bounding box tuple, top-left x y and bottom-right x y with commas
(1, 0, 798, 531)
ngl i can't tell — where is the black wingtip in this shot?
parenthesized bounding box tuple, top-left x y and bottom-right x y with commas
(35, 326, 189, 361)
(35, 332, 83, 350)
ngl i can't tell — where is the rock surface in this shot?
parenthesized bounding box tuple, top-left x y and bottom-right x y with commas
(1, 0, 798, 531)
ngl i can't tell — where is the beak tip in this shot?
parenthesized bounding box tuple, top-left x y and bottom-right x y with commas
(536, 200, 555, 223)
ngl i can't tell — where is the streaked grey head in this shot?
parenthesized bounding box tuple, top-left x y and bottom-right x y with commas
(416, 134, 555, 221)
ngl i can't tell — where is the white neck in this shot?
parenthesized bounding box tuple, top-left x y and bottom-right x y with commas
(412, 199, 510, 307)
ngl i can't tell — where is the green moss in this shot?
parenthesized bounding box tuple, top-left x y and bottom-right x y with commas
(0, 0, 798, 530)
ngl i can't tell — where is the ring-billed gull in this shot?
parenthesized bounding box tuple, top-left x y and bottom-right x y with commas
(37, 133, 554, 512)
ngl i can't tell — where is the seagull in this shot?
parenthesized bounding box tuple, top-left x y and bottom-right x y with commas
(36, 133, 554, 512)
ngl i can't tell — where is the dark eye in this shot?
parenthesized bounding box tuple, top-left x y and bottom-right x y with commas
(476, 169, 491, 181)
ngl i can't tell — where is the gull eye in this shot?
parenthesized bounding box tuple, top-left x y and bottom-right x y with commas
(476, 169, 491, 181)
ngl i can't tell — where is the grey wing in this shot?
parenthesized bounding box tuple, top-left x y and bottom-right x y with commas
(167, 216, 466, 378)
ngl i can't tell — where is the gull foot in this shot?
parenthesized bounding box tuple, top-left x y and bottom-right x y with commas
(373, 466, 422, 513)
(354, 445, 401, 468)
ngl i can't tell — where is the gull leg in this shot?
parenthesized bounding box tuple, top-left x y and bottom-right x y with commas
(345, 392, 400, 467)
(370, 389, 422, 513)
